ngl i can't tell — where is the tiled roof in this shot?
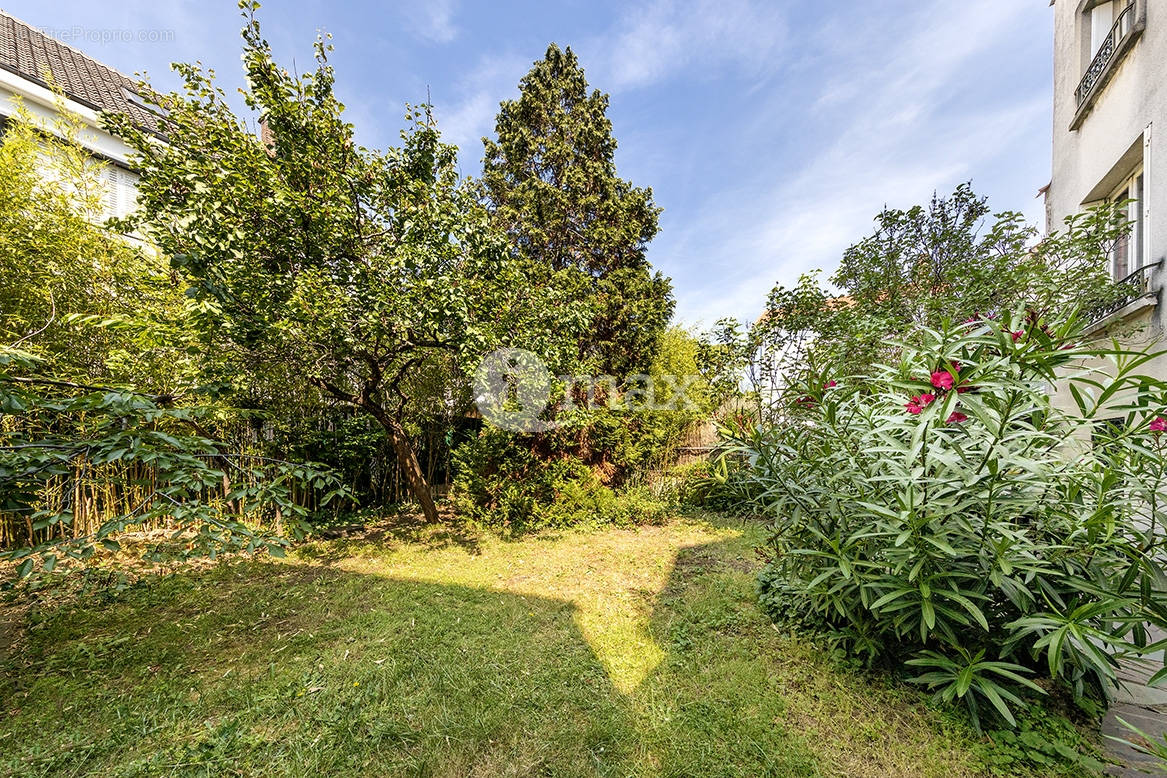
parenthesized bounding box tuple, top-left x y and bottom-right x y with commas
(0, 11, 159, 131)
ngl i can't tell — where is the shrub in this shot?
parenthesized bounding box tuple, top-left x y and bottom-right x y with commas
(670, 458, 758, 514)
(730, 312, 1167, 729)
(450, 428, 671, 532)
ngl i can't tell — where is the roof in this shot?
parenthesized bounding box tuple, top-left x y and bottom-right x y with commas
(0, 11, 159, 131)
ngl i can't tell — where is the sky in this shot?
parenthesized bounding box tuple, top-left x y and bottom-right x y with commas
(3, 0, 1056, 329)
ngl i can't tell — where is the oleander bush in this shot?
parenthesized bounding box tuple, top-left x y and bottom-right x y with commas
(732, 312, 1167, 729)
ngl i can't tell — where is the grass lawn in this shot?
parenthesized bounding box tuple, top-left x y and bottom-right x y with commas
(0, 513, 1085, 776)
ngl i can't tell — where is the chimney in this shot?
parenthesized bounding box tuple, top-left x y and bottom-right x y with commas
(259, 116, 275, 156)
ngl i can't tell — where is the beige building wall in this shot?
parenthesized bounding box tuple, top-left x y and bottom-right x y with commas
(1047, 0, 1167, 412)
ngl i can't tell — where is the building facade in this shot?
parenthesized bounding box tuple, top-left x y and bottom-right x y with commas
(1047, 0, 1164, 353)
(0, 11, 156, 223)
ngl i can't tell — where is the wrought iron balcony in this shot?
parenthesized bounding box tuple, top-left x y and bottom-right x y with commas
(1072, 0, 1144, 128)
(1085, 261, 1157, 325)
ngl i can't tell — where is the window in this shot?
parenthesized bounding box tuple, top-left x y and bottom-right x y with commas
(1073, 0, 1142, 120)
(121, 87, 169, 118)
(1110, 167, 1144, 280)
(1090, 1, 1115, 56)
(101, 165, 140, 222)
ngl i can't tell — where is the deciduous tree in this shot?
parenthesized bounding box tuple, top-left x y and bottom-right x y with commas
(108, 2, 517, 522)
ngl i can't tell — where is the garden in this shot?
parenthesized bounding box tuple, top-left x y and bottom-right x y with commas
(3, 3, 1167, 776)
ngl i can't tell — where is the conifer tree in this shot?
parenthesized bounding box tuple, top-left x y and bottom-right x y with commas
(481, 44, 674, 378)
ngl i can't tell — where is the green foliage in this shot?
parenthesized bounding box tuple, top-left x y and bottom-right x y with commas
(1, 348, 347, 585)
(716, 185, 1129, 420)
(733, 313, 1167, 730)
(0, 66, 350, 585)
(103, 1, 538, 523)
(834, 184, 1124, 334)
(981, 706, 1106, 776)
(449, 427, 671, 532)
(671, 457, 758, 514)
(0, 107, 187, 392)
(480, 43, 674, 378)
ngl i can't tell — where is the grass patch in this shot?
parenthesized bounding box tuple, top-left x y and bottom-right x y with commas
(0, 513, 1083, 776)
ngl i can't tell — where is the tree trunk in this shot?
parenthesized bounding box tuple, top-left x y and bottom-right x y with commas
(366, 405, 439, 523)
(310, 377, 440, 524)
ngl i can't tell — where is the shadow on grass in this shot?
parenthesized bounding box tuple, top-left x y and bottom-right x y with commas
(0, 531, 820, 777)
(301, 511, 484, 563)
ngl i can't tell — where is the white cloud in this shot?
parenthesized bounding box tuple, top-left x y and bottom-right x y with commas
(392, 0, 1054, 331)
(401, 0, 459, 44)
(665, 0, 1052, 327)
(590, 0, 788, 89)
(436, 0, 788, 170)
(432, 53, 532, 167)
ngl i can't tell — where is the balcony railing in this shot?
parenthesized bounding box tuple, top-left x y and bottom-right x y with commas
(1074, 1, 1141, 115)
(1086, 261, 1156, 325)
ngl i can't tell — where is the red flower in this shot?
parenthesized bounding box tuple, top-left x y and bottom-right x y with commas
(1151, 416, 1167, 433)
(947, 411, 968, 424)
(905, 394, 936, 415)
(1011, 330, 1024, 342)
(825, 380, 837, 389)
(930, 371, 954, 391)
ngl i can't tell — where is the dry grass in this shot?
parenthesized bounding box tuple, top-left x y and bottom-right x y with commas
(0, 513, 1050, 776)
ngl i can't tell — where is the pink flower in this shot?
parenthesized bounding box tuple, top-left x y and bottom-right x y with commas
(1011, 330, 1024, 342)
(1151, 416, 1167, 433)
(930, 371, 954, 391)
(947, 411, 968, 424)
(825, 380, 837, 389)
(905, 394, 936, 415)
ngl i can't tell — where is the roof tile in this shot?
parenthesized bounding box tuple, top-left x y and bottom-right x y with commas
(0, 11, 159, 132)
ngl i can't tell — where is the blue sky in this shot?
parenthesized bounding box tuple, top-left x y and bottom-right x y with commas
(5, 0, 1055, 328)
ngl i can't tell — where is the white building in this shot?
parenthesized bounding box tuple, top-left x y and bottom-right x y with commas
(0, 11, 156, 223)
(1046, 0, 1163, 349)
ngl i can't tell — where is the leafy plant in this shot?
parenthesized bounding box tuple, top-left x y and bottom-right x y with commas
(733, 312, 1167, 728)
(982, 706, 1106, 776)
(1, 348, 348, 585)
(449, 427, 672, 532)
(480, 43, 673, 379)
(906, 649, 1044, 729)
(712, 185, 1131, 424)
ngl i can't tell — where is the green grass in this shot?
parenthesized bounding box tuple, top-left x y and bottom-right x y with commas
(0, 514, 1069, 776)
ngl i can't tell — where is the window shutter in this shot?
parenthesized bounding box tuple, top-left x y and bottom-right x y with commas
(103, 166, 120, 221)
(1144, 124, 1153, 270)
(101, 167, 140, 221)
(119, 170, 139, 218)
